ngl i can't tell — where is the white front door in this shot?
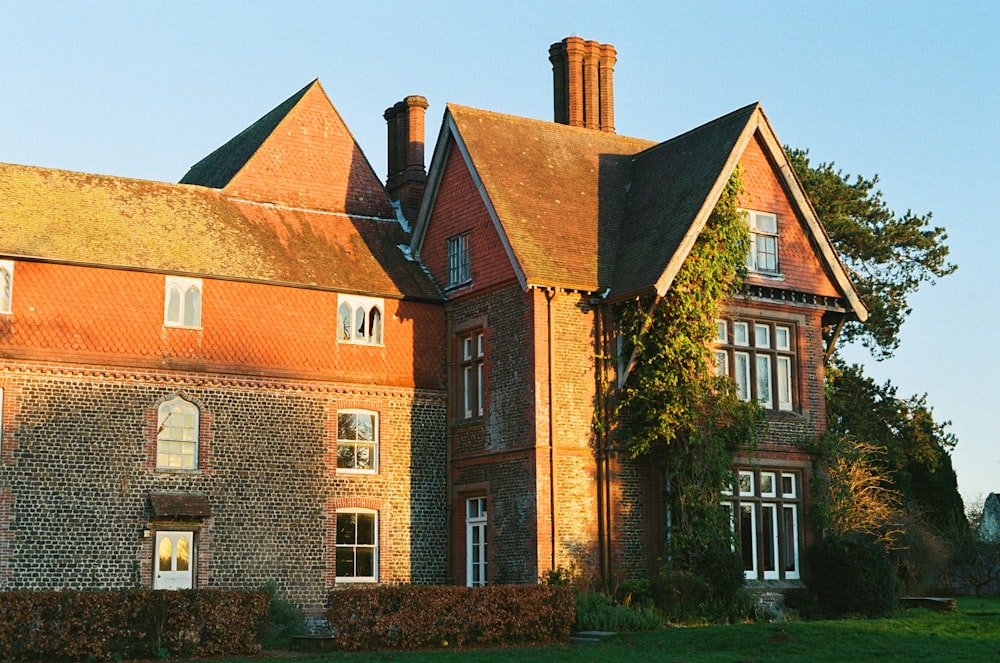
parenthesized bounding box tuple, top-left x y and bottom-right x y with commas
(154, 531, 194, 590)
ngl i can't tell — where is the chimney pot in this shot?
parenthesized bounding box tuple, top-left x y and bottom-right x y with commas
(385, 96, 429, 222)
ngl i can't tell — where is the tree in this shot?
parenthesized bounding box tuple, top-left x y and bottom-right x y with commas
(786, 148, 956, 360)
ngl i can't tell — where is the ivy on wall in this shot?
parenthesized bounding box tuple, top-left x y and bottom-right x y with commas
(612, 170, 764, 566)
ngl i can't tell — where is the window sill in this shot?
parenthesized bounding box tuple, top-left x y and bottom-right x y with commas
(155, 467, 200, 474)
(336, 468, 378, 476)
(444, 279, 473, 293)
(163, 324, 203, 331)
(748, 270, 785, 282)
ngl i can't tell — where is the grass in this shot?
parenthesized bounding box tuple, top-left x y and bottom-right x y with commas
(184, 596, 1000, 663)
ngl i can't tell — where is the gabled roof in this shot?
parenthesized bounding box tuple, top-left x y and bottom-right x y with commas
(614, 103, 758, 297)
(180, 80, 395, 218)
(414, 102, 867, 320)
(180, 81, 312, 190)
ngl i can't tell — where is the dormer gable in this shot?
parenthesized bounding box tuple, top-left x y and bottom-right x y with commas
(181, 80, 395, 218)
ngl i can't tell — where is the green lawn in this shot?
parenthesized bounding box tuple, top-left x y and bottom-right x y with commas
(197, 597, 1000, 663)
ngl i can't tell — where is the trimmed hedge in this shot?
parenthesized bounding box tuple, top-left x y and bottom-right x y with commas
(326, 584, 575, 650)
(0, 589, 268, 661)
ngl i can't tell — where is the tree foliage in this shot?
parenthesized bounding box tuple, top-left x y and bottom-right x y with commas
(614, 171, 763, 567)
(825, 362, 964, 534)
(786, 148, 956, 359)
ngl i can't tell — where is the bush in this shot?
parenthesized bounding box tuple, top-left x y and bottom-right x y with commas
(652, 550, 758, 624)
(574, 591, 661, 632)
(325, 584, 574, 651)
(807, 535, 901, 617)
(0, 589, 268, 661)
(260, 582, 306, 646)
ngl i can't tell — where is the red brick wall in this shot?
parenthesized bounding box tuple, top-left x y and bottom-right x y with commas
(739, 133, 840, 298)
(419, 145, 518, 294)
(0, 261, 443, 390)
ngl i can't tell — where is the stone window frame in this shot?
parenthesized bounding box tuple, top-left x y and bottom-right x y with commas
(164, 276, 203, 329)
(336, 294, 384, 346)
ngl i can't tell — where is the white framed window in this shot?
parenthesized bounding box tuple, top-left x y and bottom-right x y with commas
(727, 468, 801, 580)
(460, 331, 484, 419)
(164, 276, 202, 328)
(0, 260, 13, 314)
(336, 509, 378, 582)
(716, 318, 796, 412)
(157, 396, 199, 470)
(466, 497, 488, 587)
(336, 410, 378, 473)
(0, 387, 4, 453)
(337, 294, 384, 345)
(745, 210, 779, 274)
(448, 233, 471, 287)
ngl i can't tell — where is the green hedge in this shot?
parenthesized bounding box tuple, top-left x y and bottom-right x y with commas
(326, 584, 575, 650)
(0, 589, 268, 661)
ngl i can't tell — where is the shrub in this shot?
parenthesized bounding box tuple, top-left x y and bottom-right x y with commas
(325, 584, 574, 651)
(807, 535, 901, 617)
(574, 591, 661, 632)
(0, 589, 267, 661)
(652, 550, 757, 624)
(260, 582, 306, 646)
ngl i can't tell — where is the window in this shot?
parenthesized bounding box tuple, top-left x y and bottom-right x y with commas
(337, 294, 384, 345)
(726, 468, 800, 580)
(336, 509, 378, 582)
(164, 276, 202, 328)
(157, 396, 199, 470)
(337, 410, 378, 473)
(459, 332, 484, 419)
(745, 210, 779, 274)
(715, 319, 795, 411)
(0, 260, 13, 314)
(466, 497, 487, 586)
(448, 233, 471, 287)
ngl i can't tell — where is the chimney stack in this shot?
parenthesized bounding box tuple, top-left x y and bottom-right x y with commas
(549, 37, 616, 132)
(384, 95, 429, 222)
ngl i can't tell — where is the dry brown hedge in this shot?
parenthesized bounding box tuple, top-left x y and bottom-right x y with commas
(0, 588, 267, 661)
(326, 584, 575, 651)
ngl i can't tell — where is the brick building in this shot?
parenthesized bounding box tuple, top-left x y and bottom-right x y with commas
(411, 37, 866, 589)
(0, 37, 865, 609)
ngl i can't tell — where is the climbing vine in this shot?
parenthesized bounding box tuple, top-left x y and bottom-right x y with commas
(613, 169, 764, 568)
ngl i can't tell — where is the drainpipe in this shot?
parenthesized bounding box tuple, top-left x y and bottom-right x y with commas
(444, 302, 455, 583)
(545, 288, 559, 573)
(593, 297, 609, 582)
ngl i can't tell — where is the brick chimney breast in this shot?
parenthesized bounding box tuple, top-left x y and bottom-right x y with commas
(549, 37, 616, 133)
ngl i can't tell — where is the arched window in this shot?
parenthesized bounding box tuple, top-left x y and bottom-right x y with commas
(164, 276, 202, 328)
(336, 295, 384, 345)
(157, 396, 199, 469)
(0, 261, 14, 314)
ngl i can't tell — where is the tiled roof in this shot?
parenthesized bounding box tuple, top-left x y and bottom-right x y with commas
(0, 162, 440, 300)
(180, 80, 396, 219)
(180, 81, 312, 190)
(447, 105, 655, 291)
(614, 103, 759, 296)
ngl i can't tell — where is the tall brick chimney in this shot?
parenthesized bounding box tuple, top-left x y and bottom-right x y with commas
(384, 95, 429, 222)
(549, 37, 616, 132)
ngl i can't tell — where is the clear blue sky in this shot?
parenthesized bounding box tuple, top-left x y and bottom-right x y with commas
(2, 1, 997, 507)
